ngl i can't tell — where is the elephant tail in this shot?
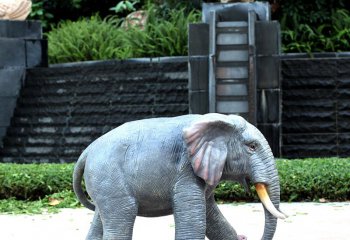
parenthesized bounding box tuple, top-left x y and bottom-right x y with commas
(73, 149, 95, 211)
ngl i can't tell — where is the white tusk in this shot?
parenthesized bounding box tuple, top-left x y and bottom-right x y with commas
(255, 183, 287, 219)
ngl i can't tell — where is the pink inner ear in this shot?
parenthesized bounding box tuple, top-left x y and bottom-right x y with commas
(200, 142, 212, 183)
(193, 156, 201, 172)
(184, 118, 229, 186)
(192, 141, 208, 172)
(185, 128, 200, 144)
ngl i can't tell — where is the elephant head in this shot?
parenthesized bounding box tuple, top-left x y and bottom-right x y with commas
(183, 113, 286, 240)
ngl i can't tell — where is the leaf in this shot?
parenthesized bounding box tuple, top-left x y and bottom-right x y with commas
(48, 198, 61, 206)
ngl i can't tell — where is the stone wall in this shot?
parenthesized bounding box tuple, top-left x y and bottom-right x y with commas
(281, 57, 350, 158)
(0, 58, 188, 163)
(1, 53, 350, 162)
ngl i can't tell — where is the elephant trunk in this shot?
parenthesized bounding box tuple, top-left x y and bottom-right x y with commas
(255, 176, 285, 240)
(250, 148, 286, 240)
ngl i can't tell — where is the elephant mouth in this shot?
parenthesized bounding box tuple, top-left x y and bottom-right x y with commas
(255, 183, 287, 219)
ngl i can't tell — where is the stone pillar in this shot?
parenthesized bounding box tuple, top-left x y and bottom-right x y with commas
(0, 20, 47, 146)
(255, 21, 281, 157)
(188, 23, 210, 114)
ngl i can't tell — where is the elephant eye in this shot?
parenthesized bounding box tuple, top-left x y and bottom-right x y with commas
(248, 143, 257, 151)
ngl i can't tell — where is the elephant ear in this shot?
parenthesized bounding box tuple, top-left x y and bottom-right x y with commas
(183, 114, 239, 186)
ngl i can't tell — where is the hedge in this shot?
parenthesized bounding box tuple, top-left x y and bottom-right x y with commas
(0, 158, 349, 202)
(0, 163, 73, 200)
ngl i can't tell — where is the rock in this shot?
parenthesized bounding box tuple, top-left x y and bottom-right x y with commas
(122, 10, 147, 30)
(0, 0, 32, 20)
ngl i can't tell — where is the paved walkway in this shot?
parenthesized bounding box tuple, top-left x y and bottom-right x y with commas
(0, 202, 349, 240)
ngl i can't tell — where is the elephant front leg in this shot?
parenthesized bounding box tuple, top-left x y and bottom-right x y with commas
(172, 177, 207, 240)
(206, 195, 245, 240)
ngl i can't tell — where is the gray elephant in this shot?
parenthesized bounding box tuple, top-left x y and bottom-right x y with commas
(73, 113, 286, 240)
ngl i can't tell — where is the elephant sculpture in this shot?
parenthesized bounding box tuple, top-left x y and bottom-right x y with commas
(73, 113, 286, 240)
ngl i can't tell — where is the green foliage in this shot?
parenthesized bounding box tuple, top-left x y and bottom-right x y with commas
(149, 0, 201, 11)
(0, 163, 74, 200)
(29, 1, 54, 29)
(47, 5, 201, 63)
(124, 5, 201, 58)
(0, 197, 46, 214)
(28, 0, 84, 30)
(282, 9, 350, 53)
(110, 0, 140, 14)
(0, 190, 80, 214)
(279, 0, 346, 30)
(0, 158, 349, 214)
(278, 0, 350, 53)
(47, 16, 131, 64)
(278, 158, 350, 202)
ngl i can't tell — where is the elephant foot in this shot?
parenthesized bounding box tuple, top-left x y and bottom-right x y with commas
(238, 234, 247, 240)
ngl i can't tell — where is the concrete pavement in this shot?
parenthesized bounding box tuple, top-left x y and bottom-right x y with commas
(0, 202, 349, 240)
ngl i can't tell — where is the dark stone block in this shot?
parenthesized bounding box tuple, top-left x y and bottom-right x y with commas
(282, 77, 335, 89)
(338, 110, 350, 121)
(282, 59, 337, 78)
(282, 121, 336, 134)
(188, 23, 209, 56)
(338, 88, 350, 99)
(257, 89, 280, 123)
(283, 133, 337, 145)
(282, 144, 337, 158)
(0, 20, 42, 39)
(0, 67, 24, 96)
(338, 78, 350, 88)
(282, 99, 335, 113)
(257, 123, 281, 157)
(255, 21, 280, 55)
(283, 89, 336, 101)
(158, 61, 188, 74)
(0, 38, 26, 67)
(337, 58, 350, 77)
(338, 120, 350, 132)
(0, 127, 6, 147)
(257, 55, 280, 89)
(189, 57, 209, 91)
(338, 133, 350, 144)
(0, 97, 17, 126)
(283, 110, 335, 123)
(25, 39, 48, 68)
(338, 145, 350, 157)
(338, 134, 350, 157)
(189, 91, 209, 114)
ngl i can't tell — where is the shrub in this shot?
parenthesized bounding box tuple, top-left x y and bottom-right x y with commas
(278, 158, 350, 201)
(124, 5, 201, 58)
(1, 158, 349, 202)
(47, 5, 201, 64)
(47, 15, 131, 64)
(282, 9, 350, 53)
(276, 0, 350, 53)
(0, 163, 74, 200)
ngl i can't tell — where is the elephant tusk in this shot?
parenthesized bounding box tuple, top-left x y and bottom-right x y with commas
(255, 183, 287, 220)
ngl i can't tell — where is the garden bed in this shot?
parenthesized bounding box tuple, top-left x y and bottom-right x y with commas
(0, 158, 349, 213)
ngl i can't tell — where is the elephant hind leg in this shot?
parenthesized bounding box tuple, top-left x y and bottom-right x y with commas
(98, 196, 138, 240)
(86, 208, 103, 240)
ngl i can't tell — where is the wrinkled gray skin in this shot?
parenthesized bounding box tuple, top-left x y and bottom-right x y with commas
(73, 113, 281, 240)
